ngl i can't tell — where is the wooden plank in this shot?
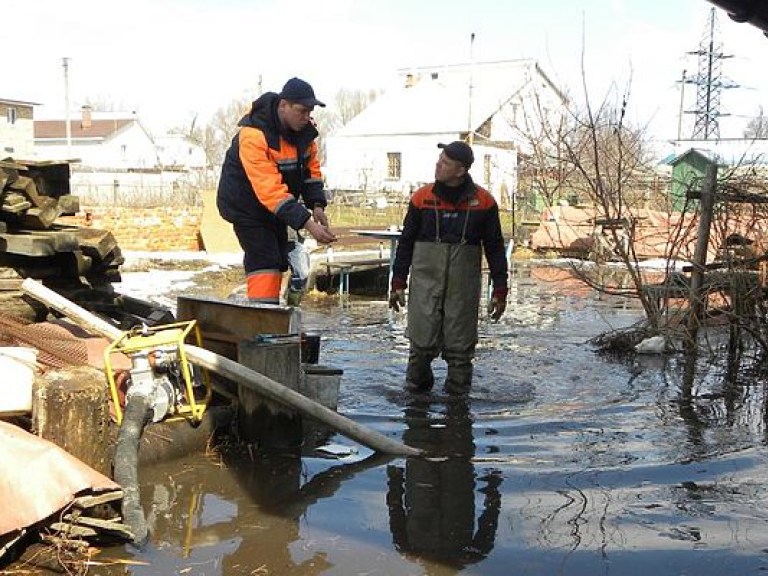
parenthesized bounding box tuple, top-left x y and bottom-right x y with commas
(72, 490, 124, 509)
(40, 534, 90, 549)
(63, 514, 133, 537)
(50, 523, 97, 538)
(0, 159, 28, 170)
(0, 278, 23, 291)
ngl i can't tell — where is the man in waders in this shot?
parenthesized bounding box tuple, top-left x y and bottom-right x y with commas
(388, 141, 508, 395)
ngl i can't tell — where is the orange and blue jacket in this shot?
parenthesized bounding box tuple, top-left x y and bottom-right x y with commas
(217, 92, 326, 230)
(392, 176, 508, 291)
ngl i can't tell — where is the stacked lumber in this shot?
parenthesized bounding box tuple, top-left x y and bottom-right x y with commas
(44, 489, 133, 549)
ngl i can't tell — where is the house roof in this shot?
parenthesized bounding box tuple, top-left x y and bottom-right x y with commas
(668, 148, 716, 166)
(665, 139, 768, 166)
(0, 97, 39, 107)
(333, 59, 563, 138)
(34, 117, 136, 140)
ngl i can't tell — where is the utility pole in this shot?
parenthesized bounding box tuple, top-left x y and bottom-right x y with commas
(677, 69, 686, 140)
(63, 57, 72, 155)
(467, 32, 475, 145)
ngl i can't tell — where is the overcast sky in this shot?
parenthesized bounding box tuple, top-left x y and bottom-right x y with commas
(5, 0, 768, 140)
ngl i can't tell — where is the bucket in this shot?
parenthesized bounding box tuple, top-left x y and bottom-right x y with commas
(301, 365, 343, 411)
(300, 332, 321, 364)
(0, 347, 38, 414)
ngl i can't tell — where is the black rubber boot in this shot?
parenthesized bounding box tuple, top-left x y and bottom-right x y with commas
(444, 361, 473, 396)
(405, 352, 434, 393)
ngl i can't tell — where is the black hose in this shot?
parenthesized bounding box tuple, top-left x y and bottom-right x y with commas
(113, 392, 152, 546)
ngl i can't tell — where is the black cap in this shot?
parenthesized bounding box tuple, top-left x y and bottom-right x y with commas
(279, 77, 326, 108)
(438, 141, 474, 168)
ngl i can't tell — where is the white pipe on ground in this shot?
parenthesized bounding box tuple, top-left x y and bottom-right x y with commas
(21, 279, 421, 457)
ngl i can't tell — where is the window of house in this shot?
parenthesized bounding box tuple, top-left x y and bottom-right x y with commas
(7, 107, 17, 125)
(387, 152, 402, 180)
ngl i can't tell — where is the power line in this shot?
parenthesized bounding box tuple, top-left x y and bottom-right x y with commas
(684, 7, 739, 140)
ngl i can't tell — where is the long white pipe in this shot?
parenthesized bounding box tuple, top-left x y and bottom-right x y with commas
(21, 279, 421, 457)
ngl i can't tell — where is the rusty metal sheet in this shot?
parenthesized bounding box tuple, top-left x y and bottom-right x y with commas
(0, 420, 119, 537)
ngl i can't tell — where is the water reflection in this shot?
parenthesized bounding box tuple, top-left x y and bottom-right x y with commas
(386, 399, 503, 568)
(91, 259, 768, 575)
(218, 450, 393, 574)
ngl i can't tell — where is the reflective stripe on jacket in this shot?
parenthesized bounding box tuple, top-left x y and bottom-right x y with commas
(216, 92, 326, 231)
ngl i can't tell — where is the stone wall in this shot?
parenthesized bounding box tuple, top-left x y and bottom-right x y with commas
(59, 206, 203, 252)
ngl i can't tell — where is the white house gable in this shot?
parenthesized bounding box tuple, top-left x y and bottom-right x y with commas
(324, 59, 565, 207)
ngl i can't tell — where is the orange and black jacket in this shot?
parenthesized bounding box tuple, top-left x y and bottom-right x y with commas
(392, 176, 508, 291)
(217, 92, 326, 230)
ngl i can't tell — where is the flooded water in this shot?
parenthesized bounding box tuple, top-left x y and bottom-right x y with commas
(94, 260, 768, 575)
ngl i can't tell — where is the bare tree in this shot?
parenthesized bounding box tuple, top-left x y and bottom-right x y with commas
(312, 87, 381, 164)
(744, 107, 768, 139)
(520, 77, 702, 333)
(179, 96, 250, 187)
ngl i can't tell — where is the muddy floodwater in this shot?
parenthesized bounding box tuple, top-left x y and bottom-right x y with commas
(95, 259, 768, 575)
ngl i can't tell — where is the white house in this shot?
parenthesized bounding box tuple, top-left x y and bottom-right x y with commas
(154, 133, 207, 171)
(34, 107, 158, 170)
(324, 59, 567, 208)
(0, 97, 38, 159)
(33, 108, 209, 202)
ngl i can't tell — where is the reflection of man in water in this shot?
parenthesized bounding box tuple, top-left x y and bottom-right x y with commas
(386, 400, 502, 567)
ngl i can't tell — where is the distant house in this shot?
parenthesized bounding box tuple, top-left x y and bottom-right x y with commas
(33, 108, 208, 202)
(324, 59, 567, 208)
(0, 97, 38, 159)
(665, 139, 768, 211)
(154, 133, 207, 171)
(34, 107, 158, 170)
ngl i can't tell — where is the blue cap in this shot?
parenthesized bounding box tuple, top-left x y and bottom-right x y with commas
(438, 141, 474, 168)
(279, 77, 325, 108)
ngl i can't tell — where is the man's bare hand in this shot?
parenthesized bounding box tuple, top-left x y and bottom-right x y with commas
(304, 218, 337, 244)
(312, 206, 329, 228)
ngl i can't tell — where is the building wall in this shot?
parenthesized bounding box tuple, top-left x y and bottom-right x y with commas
(154, 135, 207, 169)
(325, 133, 517, 206)
(325, 133, 457, 198)
(59, 206, 203, 251)
(0, 102, 35, 158)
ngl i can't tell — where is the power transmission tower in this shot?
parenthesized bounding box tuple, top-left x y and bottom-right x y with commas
(684, 7, 738, 140)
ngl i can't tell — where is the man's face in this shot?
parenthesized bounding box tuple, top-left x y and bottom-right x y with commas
(435, 151, 466, 183)
(279, 101, 313, 132)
